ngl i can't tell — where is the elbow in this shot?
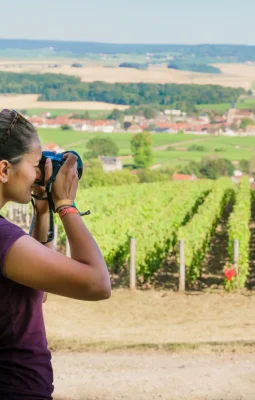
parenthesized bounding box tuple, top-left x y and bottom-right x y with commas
(98, 285, 112, 300)
(97, 274, 112, 300)
(90, 283, 111, 301)
(88, 272, 112, 301)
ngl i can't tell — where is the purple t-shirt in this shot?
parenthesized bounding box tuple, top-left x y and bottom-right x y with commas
(0, 216, 54, 400)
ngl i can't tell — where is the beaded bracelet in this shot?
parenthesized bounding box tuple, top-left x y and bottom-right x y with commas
(58, 206, 79, 219)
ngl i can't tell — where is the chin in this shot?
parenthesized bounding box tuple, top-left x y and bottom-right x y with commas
(12, 195, 32, 205)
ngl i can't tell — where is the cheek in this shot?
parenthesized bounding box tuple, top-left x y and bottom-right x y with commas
(17, 168, 36, 185)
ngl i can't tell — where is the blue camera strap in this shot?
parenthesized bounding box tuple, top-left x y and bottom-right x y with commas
(29, 165, 90, 244)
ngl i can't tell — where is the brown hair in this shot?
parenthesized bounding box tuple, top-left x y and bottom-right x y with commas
(0, 111, 39, 165)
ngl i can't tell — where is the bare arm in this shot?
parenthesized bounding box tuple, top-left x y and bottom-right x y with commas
(4, 212, 111, 301)
(4, 152, 111, 301)
(31, 212, 54, 303)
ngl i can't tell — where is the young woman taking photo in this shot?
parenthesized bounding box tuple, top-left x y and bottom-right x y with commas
(0, 109, 111, 400)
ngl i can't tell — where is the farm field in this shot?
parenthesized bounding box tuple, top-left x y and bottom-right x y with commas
(196, 97, 255, 113)
(0, 60, 255, 89)
(0, 94, 128, 111)
(37, 128, 255, 163)
(50, 178, 254, 293)
(25, 108, 111, 119)
(151, 148, 254, 165)
(37, 129, 209, 155)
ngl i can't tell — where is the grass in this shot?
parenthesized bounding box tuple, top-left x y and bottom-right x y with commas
(152, 149, 254, 165)
(37, 128, 255, 165)
(37, 129, 208, 155)
(48, 338, 255, 354)
(196, 97, 255, 113)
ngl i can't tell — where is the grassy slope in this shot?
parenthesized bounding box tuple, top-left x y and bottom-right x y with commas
(37, 128, 255, 166)
(196, 98, 255, 113)
(37, 129, 206, 154)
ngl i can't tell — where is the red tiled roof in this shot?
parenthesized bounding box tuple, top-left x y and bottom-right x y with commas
(172, 173, 197, 181)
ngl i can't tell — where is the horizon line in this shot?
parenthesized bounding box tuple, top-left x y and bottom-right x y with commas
(0, 38, 254, 47)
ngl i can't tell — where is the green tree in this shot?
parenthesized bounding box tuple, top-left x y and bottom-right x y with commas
(143, 107, 158, 119)
(61, 124, 71, 130)
(131, 132, 153, 169)
(84, 137, 119, 159)
(199, 157, 234, 179)
(137, 169, 169, 183)
(239, 159, 249, 174)
(107, 109, 123, 121)
(147, 124, 158, 131)
(240, 118, 255, 129)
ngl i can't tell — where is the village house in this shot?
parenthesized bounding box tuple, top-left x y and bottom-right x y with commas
(100, 156, 123, 173)
(127, 124, 143, 133)
(227, 108, 255, 125)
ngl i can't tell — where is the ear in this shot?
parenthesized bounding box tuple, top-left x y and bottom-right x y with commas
(0, 159, 10, 183)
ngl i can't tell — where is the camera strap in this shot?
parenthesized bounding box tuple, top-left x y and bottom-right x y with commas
(29, 166, 91, 245)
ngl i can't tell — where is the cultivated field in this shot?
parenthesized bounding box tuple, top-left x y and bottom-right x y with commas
(1, 60, 255, 89)
(0, 94, 128, 111)
(37, 128, 255, 165)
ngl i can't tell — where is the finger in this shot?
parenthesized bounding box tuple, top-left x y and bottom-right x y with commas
(61, 153, 78, 172)
(44, 158, 53, 185)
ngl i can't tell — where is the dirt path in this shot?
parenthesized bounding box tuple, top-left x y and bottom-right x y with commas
(152, 136, 210, 151)
(196, 201, 234, 290)
(52, 351, 255, 400)
(65, 139, 88, 149)
(64, 135, 210, 158)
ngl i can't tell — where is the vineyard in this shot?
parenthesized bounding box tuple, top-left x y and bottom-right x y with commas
(3, 177, 255, 291)
(50, 176, 253, 291)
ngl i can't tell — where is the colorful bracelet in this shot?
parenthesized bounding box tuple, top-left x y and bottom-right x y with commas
(55, 199, 74, 212)
(57, 205, 72, 213)
(58, 206, 79, 219)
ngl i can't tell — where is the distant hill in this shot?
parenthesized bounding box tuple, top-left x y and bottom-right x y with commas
(1, 39, 255, 61)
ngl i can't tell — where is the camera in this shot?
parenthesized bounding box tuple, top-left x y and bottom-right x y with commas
(36, 150, 83, 187)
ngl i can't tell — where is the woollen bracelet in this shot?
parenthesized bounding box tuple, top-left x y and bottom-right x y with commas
(58, 206, 79, 219)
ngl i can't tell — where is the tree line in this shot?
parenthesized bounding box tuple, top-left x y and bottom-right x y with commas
(1, 40, 255, 61)
(167, 62, 221, 74)
(0, 72, 246, 109)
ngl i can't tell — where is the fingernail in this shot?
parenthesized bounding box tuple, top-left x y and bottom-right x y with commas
(46, 158, 50, 164)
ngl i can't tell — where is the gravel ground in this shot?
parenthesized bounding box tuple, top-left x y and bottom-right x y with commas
(52, 351, 255, 400)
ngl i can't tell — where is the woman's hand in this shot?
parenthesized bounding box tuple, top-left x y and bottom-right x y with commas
(51, 153, 79, 204)
(32, 158, 53, 215)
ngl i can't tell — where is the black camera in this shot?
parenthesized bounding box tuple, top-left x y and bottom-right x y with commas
(30, 150, 89, 245)
(37, 150, 83, 186)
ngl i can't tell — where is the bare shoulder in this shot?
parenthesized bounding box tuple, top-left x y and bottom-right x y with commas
(4, 234, 110, 301)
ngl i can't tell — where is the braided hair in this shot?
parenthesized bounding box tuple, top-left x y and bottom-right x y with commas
(0, 110, 38, 165)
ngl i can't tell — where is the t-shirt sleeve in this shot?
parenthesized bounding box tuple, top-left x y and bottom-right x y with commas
(0, 218, 28, 277)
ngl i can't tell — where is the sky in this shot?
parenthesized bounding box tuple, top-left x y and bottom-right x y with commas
(0, 0, 254, 45)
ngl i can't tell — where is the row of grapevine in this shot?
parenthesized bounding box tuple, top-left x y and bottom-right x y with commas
(55, 180, 213, 279)
(177, 178, 235, 283)
(226, 177, 251, 290)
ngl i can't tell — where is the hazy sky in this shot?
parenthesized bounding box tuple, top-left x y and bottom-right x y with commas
(0, 0, 254, 44)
